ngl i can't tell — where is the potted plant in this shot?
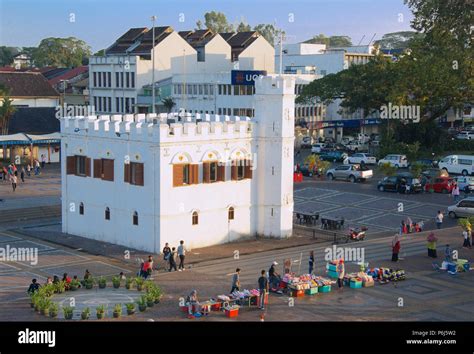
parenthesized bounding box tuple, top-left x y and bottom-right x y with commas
(112, 276, 121, 289)
(125, 303, 136, 315)
(84, 277, 94, 290)
(34, 294, 42, 312)
(151, 286, 163, 304)
(137, 296, 147, 312)
(54, 281, 66, 294)
(69, 279, 81, 291)
(30, 292, 40, 308)
(125, 277, 132, 290)
(146, 293, 155, 308)
(113, 304, 122, 318)
(63, 306, 74, 320)
(39, 298, 52, 316)
(49, 303, 59, 318)
(98, 276, 107, 289)
(96, 305, 106, 319)
(81, 307, 90, 320)
(135, 277, 145, 291)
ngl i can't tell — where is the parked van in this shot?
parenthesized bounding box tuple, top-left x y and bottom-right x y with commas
(438, 155, 474, 176)
(378, 154, 409, 168)
(448, 197, 474, 218)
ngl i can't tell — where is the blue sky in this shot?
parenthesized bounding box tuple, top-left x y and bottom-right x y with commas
(0, 0, 414, 52)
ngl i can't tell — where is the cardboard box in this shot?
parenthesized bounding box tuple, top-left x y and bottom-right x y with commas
(363, 280, 374, 287)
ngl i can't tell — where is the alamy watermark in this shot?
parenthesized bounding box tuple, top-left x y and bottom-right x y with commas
(380, 103, 420, 123)
(55, 104, 96, 119)
(324, 245, 365, 263)
(0, 245, 38, 266)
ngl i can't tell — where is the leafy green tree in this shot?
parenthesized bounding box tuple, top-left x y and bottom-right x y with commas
(304, 34, 330, 46)
(94, 49, 106, 57)
(379, 163, 397, 177)
(161, 97, 176, 113)
(304, 34, 352, 47)
(196, 11, 234, 33)
(253, 24, 284, 45)
(374, 31, 423, 50)
(0, 47, 20, 66)
(0, 85, 16, 135)
(33, 37, 91, 68)
(236, 22, 251, 32)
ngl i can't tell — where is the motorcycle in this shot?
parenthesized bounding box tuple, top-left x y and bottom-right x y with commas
(346, 226, 367, 242)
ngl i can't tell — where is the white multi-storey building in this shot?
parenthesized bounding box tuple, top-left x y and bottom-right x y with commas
(60, 75, 295, 252)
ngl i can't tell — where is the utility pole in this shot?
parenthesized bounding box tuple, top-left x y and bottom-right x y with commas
(151, 16, 157, 113)
(279, 31, 283, 75)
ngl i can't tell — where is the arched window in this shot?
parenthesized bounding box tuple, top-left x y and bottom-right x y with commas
(192, 211, 199, 225)
(228, 207, 235, 221)
(79, 202, 84, 215)
(105, 207, 110, 220)
(133, 211, 138, 226)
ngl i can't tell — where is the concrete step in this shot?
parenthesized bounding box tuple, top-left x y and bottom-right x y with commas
(0, 205, 61, 223)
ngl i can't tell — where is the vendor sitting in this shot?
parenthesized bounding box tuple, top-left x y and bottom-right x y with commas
(186, 290, 209, 318)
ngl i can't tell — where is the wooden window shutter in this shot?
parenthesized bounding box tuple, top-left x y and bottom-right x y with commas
(231, 163, 238, 181)
(124, 163, 130, 183)
(203, 162, 210, 183)
(135, 163, 144, 186)
(173, 164, 183, 187)
(66, 156, 76, 174)
(191, 164, 199, 184)
(244, 160, 253, 179)
(85, 158, 91, 177)
(217, 164, 225, 182)
(93, 159, 102, 178)
(103, 159, 114, 181)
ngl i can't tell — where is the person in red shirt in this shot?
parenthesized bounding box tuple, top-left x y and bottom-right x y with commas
(391, 234, 401, 262)
(62, 273, 72, 290)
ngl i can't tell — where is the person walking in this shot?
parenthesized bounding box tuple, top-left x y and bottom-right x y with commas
(26, 164, 31, 177)
(308, 251, 315, 275)
(337, 259, 345, 290)
(11, 174, 17, 192)
(427, 232, 438, 258)
(20, 167, 25, 183)
(230, 268, 241, 293)
(392, 234, 401, 262)
(41, 154, 46, 169)
(162, 243, 171, 268)
(452, 183, 460, 202)
(444, 244, 452, 262)
(462, 228, 472, 249)
(258, 270, 269, 310)
(177, 240, 186, 271)
(435, 211, 443, 229)
(169, 247, 178, 272)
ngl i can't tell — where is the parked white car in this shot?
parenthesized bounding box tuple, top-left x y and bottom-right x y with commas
(378, 154, 409, 168)
(326, 164, 373, 183)
(311, 143, 326, 153)
(448, 197, 474, 218)
(348, 153, 377, 165)
(346, 140, 369, 152)
(455, 131, 474, 140)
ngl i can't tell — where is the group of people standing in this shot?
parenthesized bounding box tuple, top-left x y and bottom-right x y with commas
(1, 158, 44, 192)
(162, 240, 186, 272)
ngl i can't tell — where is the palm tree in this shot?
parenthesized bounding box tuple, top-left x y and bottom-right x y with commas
(0, 84, 16, 135)
(161, 97, 176, 113)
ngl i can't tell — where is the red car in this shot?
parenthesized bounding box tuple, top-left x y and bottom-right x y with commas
(425, 177, 455, 193)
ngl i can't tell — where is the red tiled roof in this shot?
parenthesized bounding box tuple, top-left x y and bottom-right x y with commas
(49, 66, 88, 85)
(0, 72, 59, 97)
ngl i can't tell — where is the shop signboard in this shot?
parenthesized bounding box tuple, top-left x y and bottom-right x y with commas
(231, 70, 267, 86)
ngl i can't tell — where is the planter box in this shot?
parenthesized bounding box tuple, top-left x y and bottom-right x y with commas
(319, 285, 331, 293)
(350, 280, 362, 289)
(225, 308, 239, 318)
(305, 287, 318, 295)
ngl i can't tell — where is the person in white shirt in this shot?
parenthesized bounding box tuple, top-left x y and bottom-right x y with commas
(177, 240, 186, 271)
(11, 174, 17, 192)
(435, 211, 443, 229)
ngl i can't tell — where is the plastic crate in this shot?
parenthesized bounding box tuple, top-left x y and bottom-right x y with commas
(211, 303, 221, 311)
(305, 287, 318, 295)
(225, 308, 239, 318)
(447, 262, 457, 273)
(327, 264, 338, 272)
(319, 285, 331, 293)
(291, 289, 305, 297)
(350, 280, 362, 289)
(327, 270, 339, 279)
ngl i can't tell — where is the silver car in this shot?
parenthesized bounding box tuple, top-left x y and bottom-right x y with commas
(448, 197, 474, 218)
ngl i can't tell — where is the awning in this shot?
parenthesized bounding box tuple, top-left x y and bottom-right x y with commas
(0, 133, 30, 145)
(0, 132, 60, 145)
(26, 132, 61, 144)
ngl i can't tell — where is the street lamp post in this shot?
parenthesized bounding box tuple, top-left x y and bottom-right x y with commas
(151, 16, 157, 114)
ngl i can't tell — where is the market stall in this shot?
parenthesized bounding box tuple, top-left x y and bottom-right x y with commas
(281, 273, 336, 296)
